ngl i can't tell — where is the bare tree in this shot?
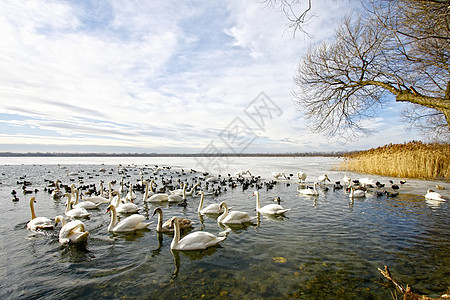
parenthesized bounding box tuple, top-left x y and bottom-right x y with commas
(291, 0, 450, 141)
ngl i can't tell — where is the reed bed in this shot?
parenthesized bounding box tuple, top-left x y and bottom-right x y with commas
(339, 141, 450, 181)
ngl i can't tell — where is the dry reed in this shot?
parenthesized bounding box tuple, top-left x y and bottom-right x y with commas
(339, 141, 449, 181)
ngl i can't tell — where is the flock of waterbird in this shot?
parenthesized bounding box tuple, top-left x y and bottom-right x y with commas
(16, 164, 447, 251)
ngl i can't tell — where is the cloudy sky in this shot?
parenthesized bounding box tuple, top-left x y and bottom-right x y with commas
(0, 0, 422, 154)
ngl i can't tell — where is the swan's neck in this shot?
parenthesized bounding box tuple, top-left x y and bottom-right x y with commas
(150, 180, 155, 193)
(171, 219, 180, 248)
(255, 192, 260, 210)
(108, 207, 117, 231)
(197, 192, 204, 212)
(65, 196, 72, 214)
(143, 182, 149, 201)
(73, 190, 79, 205)
(218, 204, 228, 223)
(156, 210, 163, 232)
(29, 199, 36, 220)
(100, 182, 104, 197)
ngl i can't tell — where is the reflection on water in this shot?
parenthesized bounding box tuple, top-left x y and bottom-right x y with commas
(0, 157, 448, 299)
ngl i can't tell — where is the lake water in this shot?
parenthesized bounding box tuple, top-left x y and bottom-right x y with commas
(0, 156, 448, 299)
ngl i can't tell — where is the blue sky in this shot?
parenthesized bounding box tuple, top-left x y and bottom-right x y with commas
(0, 0, 421, 154)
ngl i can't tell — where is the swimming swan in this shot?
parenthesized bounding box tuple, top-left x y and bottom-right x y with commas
(425, 189, 445, 201)
(217, 202, 252, 225)
(106, 204, 151, 232)
(153, 207, 192, 232)
(197, 191, 224, 215)
(54, 215, 89, 245)
(254, 191, 289, 215)
(349, 187, 366, 198)
(113, 191, 139, 214)
(298, 182, 319, 196)
(27, 197, 54, 231)
(170, 217, 225, 250)
(64, 193, 91, 218)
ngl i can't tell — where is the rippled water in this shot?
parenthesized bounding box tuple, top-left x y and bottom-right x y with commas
(0, 156, 448, 299)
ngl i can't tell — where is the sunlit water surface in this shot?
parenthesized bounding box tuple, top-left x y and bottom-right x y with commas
(0, 156, 448, 299)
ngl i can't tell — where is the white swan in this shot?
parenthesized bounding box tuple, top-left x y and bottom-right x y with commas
(170, 217, 225, 250)
(297, 172, 307, 183)
(343, 175, 351, 185)
(272, 172, 286, 179)
(254, 191, 289, 215)
(125, 183, 137, 201)
(235, 170, 252, 177)
(106, 204, 151, 232)
(170, 183, 186, 196)
(153, 207, 193, 232)
(318, 174, 331, 184)
(54, 215, 89, 245)
(197, 191, 224, 215)
(359, 177, 375, 187)
(113, 191, 139, 214)
(72, 189, 101, 210)
(64, 193, 91, 218)
(425, 189, 445, 201)
(142, 180, 155, 202)
(185, 182, 201, 196)
(27, 197, 54, 231)
(217, 202, 252, 225)
(168, 184, 186, 203)
(298, 182, 319, 196)
(349, 187, 366, 198)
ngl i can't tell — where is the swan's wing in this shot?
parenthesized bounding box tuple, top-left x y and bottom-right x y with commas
(201, 203, 221, 214)
(27, 217, 54, 230)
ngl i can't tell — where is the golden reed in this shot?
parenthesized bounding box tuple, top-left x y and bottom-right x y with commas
(339, 141, 449, 181)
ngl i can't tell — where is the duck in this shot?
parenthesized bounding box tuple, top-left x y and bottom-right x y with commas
(217, 202, 252, 225)
(106, 204, 151, 232)
(54, 215, 89, 245)
(197, 190, 224, 215)
(298, 182, 319, 196)
(27, 197, 54, 231)
(113, 191, 139, 214)
(425, 189, 445, 201)
(254, 191, 289, 215)
(152, 207, 193, 232)
(170, 217, 225, 250)
(64, 193, 91, 218)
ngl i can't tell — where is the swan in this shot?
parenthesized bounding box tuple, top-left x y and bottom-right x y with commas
(197, 191, 224, 215)
(106, 204, 151, 232)
(235, 170, 252, 177)
(170, 183, 186, 196)
(64, 193, 91, 218)
(125, 183, 137, 201)
(142, 180, 155, 201)
(297, 172, 307, 183)
(217, 202, 252, 225)
(153, 207, 193, 232)
(298, 182, 319, 196)
(359, 177, 375, 187)
(349, 187, 366, 198)
(119, 178, 125, 194)
(343, 175, 351, 185)
(318, 174, 331, 184)
(27, 197, 54, 231)
(50, 180, 64, 200)
(254, 191, 289, 215)
(425, 189, 445, 201)
(168, 184, 186, 203)
(54, 215, 89, 245)
(113, 191, 139, 214)
(272, 172, 286, 179)
(72, 189, 101, 210)
(170, 217, 225, 250)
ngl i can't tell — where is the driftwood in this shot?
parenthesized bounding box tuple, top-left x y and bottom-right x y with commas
(378, 265, 450, 300)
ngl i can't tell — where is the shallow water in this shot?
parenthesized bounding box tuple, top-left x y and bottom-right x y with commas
(0, 156, 448, 299)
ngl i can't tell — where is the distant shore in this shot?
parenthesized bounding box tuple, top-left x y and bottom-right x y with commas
(0, 151, 351, 157)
